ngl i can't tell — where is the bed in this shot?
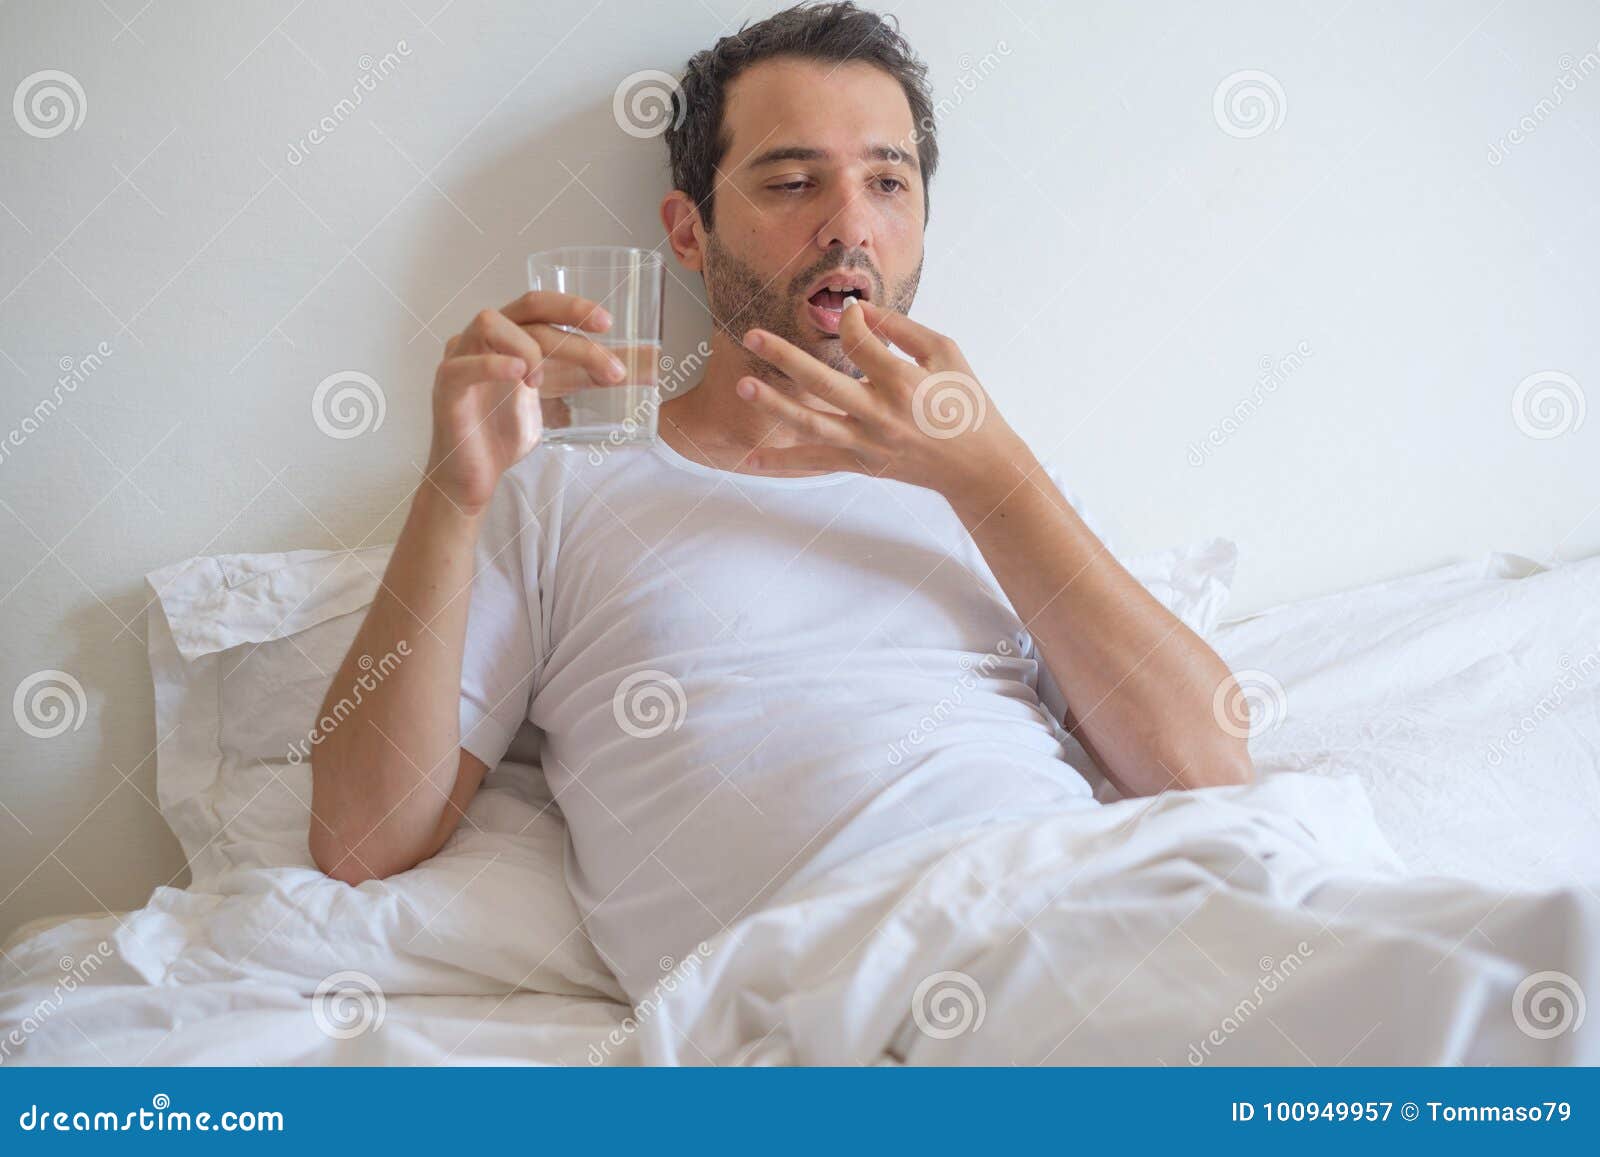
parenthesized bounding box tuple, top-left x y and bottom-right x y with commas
(2, 531, 1596, 1066)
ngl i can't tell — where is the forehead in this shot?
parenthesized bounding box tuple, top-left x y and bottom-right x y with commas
(720, 56, 917, 167)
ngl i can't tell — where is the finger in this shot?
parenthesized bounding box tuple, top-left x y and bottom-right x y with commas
(735, 375, 861, 448)
(837, 297, 918, 385)
(437, 354, 535, 392)
(501, 290, 613, 333)
(741, 328, 880, 419)
(855, 298, 961, 369)
(746, 443, 867, 476)
(464, 309, 544, 368)
(523, 323, 628, 385)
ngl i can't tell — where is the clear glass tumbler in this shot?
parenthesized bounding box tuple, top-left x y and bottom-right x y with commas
(526, 245, 665, 446)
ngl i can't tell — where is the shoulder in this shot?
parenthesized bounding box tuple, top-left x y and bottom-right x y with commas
(498, 440, 664, 530)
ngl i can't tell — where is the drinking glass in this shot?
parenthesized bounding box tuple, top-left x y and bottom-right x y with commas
(526, 245, 665, 446)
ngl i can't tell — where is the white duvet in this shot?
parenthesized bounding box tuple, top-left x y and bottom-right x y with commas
(2, 549, 1597, 1066)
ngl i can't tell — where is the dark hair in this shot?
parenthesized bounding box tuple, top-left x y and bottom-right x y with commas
(666, 1, 937, 230)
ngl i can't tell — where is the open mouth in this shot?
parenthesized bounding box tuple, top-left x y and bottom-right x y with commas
(804, 273, 873, 335)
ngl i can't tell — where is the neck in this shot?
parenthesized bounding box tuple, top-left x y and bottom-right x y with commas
(659, 330, 831, 471)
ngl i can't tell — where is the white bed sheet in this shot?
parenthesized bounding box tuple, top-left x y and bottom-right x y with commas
(2, 548, 1595, 1066)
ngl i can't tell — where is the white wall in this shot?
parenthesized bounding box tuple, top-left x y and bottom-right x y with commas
(2, 0, 1596, 940)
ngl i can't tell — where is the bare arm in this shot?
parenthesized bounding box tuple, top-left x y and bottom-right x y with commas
(731, 296, 1253, 797)
(944, 463, 1253, 797)
(309, 290, 621, 882)
(307, 489, 492, 882)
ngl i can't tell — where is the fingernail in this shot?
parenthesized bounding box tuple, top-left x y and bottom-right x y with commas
(529, 368, 544, 387)
(736, 378, 756, 399)
(510, 358, 527, 377)
(743, 330, 764, 352)
(608, 357, 626, 381)
(593, 308, 613, 328)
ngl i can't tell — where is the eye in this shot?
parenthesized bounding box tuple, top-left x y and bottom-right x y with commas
(770, 180, 811, 193)
(876, 176, 908, 194)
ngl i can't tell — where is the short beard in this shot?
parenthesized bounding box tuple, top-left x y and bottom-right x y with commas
(703, 232, 921, 388)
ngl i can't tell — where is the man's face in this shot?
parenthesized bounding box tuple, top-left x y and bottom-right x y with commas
(700, 57, 926, 384)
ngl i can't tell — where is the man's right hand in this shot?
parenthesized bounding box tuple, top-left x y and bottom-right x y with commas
(426, 290, 624, 513)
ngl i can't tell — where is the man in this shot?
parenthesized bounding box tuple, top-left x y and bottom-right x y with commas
(308, 1, 1252, 1001)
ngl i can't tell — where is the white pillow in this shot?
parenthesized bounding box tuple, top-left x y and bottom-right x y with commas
(145, 545, 619, 1000)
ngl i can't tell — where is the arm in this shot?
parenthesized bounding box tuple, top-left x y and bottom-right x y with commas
(941, 457, 1253, 797)
(309, 290, 622, 882)
(307, 489, 492, 883)
(731, 296, 1253, 797)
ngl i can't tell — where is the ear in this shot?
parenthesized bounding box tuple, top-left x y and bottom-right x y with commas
(661, 190, 706, 274)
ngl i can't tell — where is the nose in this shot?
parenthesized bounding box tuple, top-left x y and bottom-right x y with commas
(815, 182, 873, 254)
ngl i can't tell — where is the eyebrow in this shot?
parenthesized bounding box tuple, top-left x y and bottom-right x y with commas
(745, 143, 919, 172)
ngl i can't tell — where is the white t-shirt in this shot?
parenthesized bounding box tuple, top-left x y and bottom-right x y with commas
(458, 434, 1101, 1000)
